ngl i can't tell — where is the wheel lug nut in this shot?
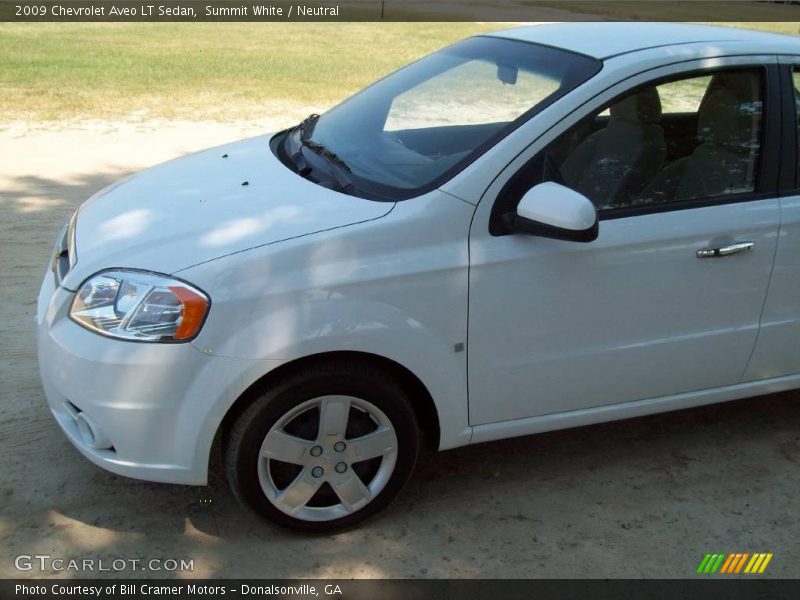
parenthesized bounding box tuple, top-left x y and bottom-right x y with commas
(335, 462, 347, 473)
(311, 466, 324, 478)
(310, 446, 323, 457)
(334, 441, 346, 452)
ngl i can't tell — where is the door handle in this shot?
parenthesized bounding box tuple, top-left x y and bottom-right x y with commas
(696, 241, 755, 258)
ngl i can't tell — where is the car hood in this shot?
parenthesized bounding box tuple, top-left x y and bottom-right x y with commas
(63, 134, 394, 289)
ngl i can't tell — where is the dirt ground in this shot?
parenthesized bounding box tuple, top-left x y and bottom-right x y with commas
(1, 116, 799, 579)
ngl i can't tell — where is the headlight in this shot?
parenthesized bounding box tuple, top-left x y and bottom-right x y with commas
(70, 270, 210, 342)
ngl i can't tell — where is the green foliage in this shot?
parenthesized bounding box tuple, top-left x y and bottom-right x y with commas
(0, 22, 795, 121)
(0, 23, 503, 120)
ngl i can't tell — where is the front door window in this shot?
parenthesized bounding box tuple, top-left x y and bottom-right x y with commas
(542, 69, 764, 211)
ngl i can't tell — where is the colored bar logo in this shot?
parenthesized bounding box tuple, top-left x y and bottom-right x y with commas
(697, 552, 773, 574)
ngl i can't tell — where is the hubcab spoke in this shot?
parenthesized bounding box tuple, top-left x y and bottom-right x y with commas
(319, 396, 351, 439)
(261, 429, 316, 465)
(275, 469, 322, 514)
(330, 471, 372, 512)
(346, 427, 397, 461)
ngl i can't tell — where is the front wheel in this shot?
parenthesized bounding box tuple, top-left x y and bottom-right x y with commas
(225, 362, 420, 532)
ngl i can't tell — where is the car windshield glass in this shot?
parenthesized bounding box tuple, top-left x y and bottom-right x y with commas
(286, 36, 600, 199)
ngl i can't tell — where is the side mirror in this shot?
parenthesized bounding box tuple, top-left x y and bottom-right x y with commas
(512, 182, 599, 242)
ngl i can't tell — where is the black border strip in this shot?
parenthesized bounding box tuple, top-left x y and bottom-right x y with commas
(2, 0, 800, 22)
(2, 579, 800, 600)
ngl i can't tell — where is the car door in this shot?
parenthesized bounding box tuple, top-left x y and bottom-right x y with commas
(467, 58, 782, 426)
(744, 57, 800, 380)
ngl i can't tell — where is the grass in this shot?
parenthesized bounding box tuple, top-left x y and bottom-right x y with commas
(0, 23, 506, 121)
(0, 22, 797, 122)
(534, 2, 800, 24)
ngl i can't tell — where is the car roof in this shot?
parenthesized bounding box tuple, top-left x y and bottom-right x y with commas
(488, 22, 800, 59)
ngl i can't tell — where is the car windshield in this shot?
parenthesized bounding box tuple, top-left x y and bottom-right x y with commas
(280, 36, 601, 199)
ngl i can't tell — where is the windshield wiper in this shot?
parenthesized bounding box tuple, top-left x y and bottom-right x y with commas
(303, 139, 356, 192)
(298, 113, 320, 142)
(302, 139, 351, 173)
(286, 113, 321, 177)
(288, 113, 356, 193)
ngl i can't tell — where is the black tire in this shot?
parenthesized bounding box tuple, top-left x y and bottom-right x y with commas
(225, 360, 420, 533)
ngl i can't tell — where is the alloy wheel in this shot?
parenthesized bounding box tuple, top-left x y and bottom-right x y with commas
(257, 395, 398, 522)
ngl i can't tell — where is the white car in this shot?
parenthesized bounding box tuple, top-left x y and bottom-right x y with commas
(37, 23, 800, 531)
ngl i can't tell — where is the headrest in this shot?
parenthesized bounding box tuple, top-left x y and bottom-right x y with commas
(610, 87, 662, 124)
(697, 73, 761, 151)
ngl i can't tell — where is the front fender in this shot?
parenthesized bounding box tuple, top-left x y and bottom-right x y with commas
(179, 193, 475, 460)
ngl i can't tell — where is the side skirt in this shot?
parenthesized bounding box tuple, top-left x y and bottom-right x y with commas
(469, 373, 800, 445)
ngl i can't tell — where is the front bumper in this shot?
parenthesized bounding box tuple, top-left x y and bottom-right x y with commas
(36, 270, 279, 485)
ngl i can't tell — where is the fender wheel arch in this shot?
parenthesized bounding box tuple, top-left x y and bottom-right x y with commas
(207, 350, 441, 482)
